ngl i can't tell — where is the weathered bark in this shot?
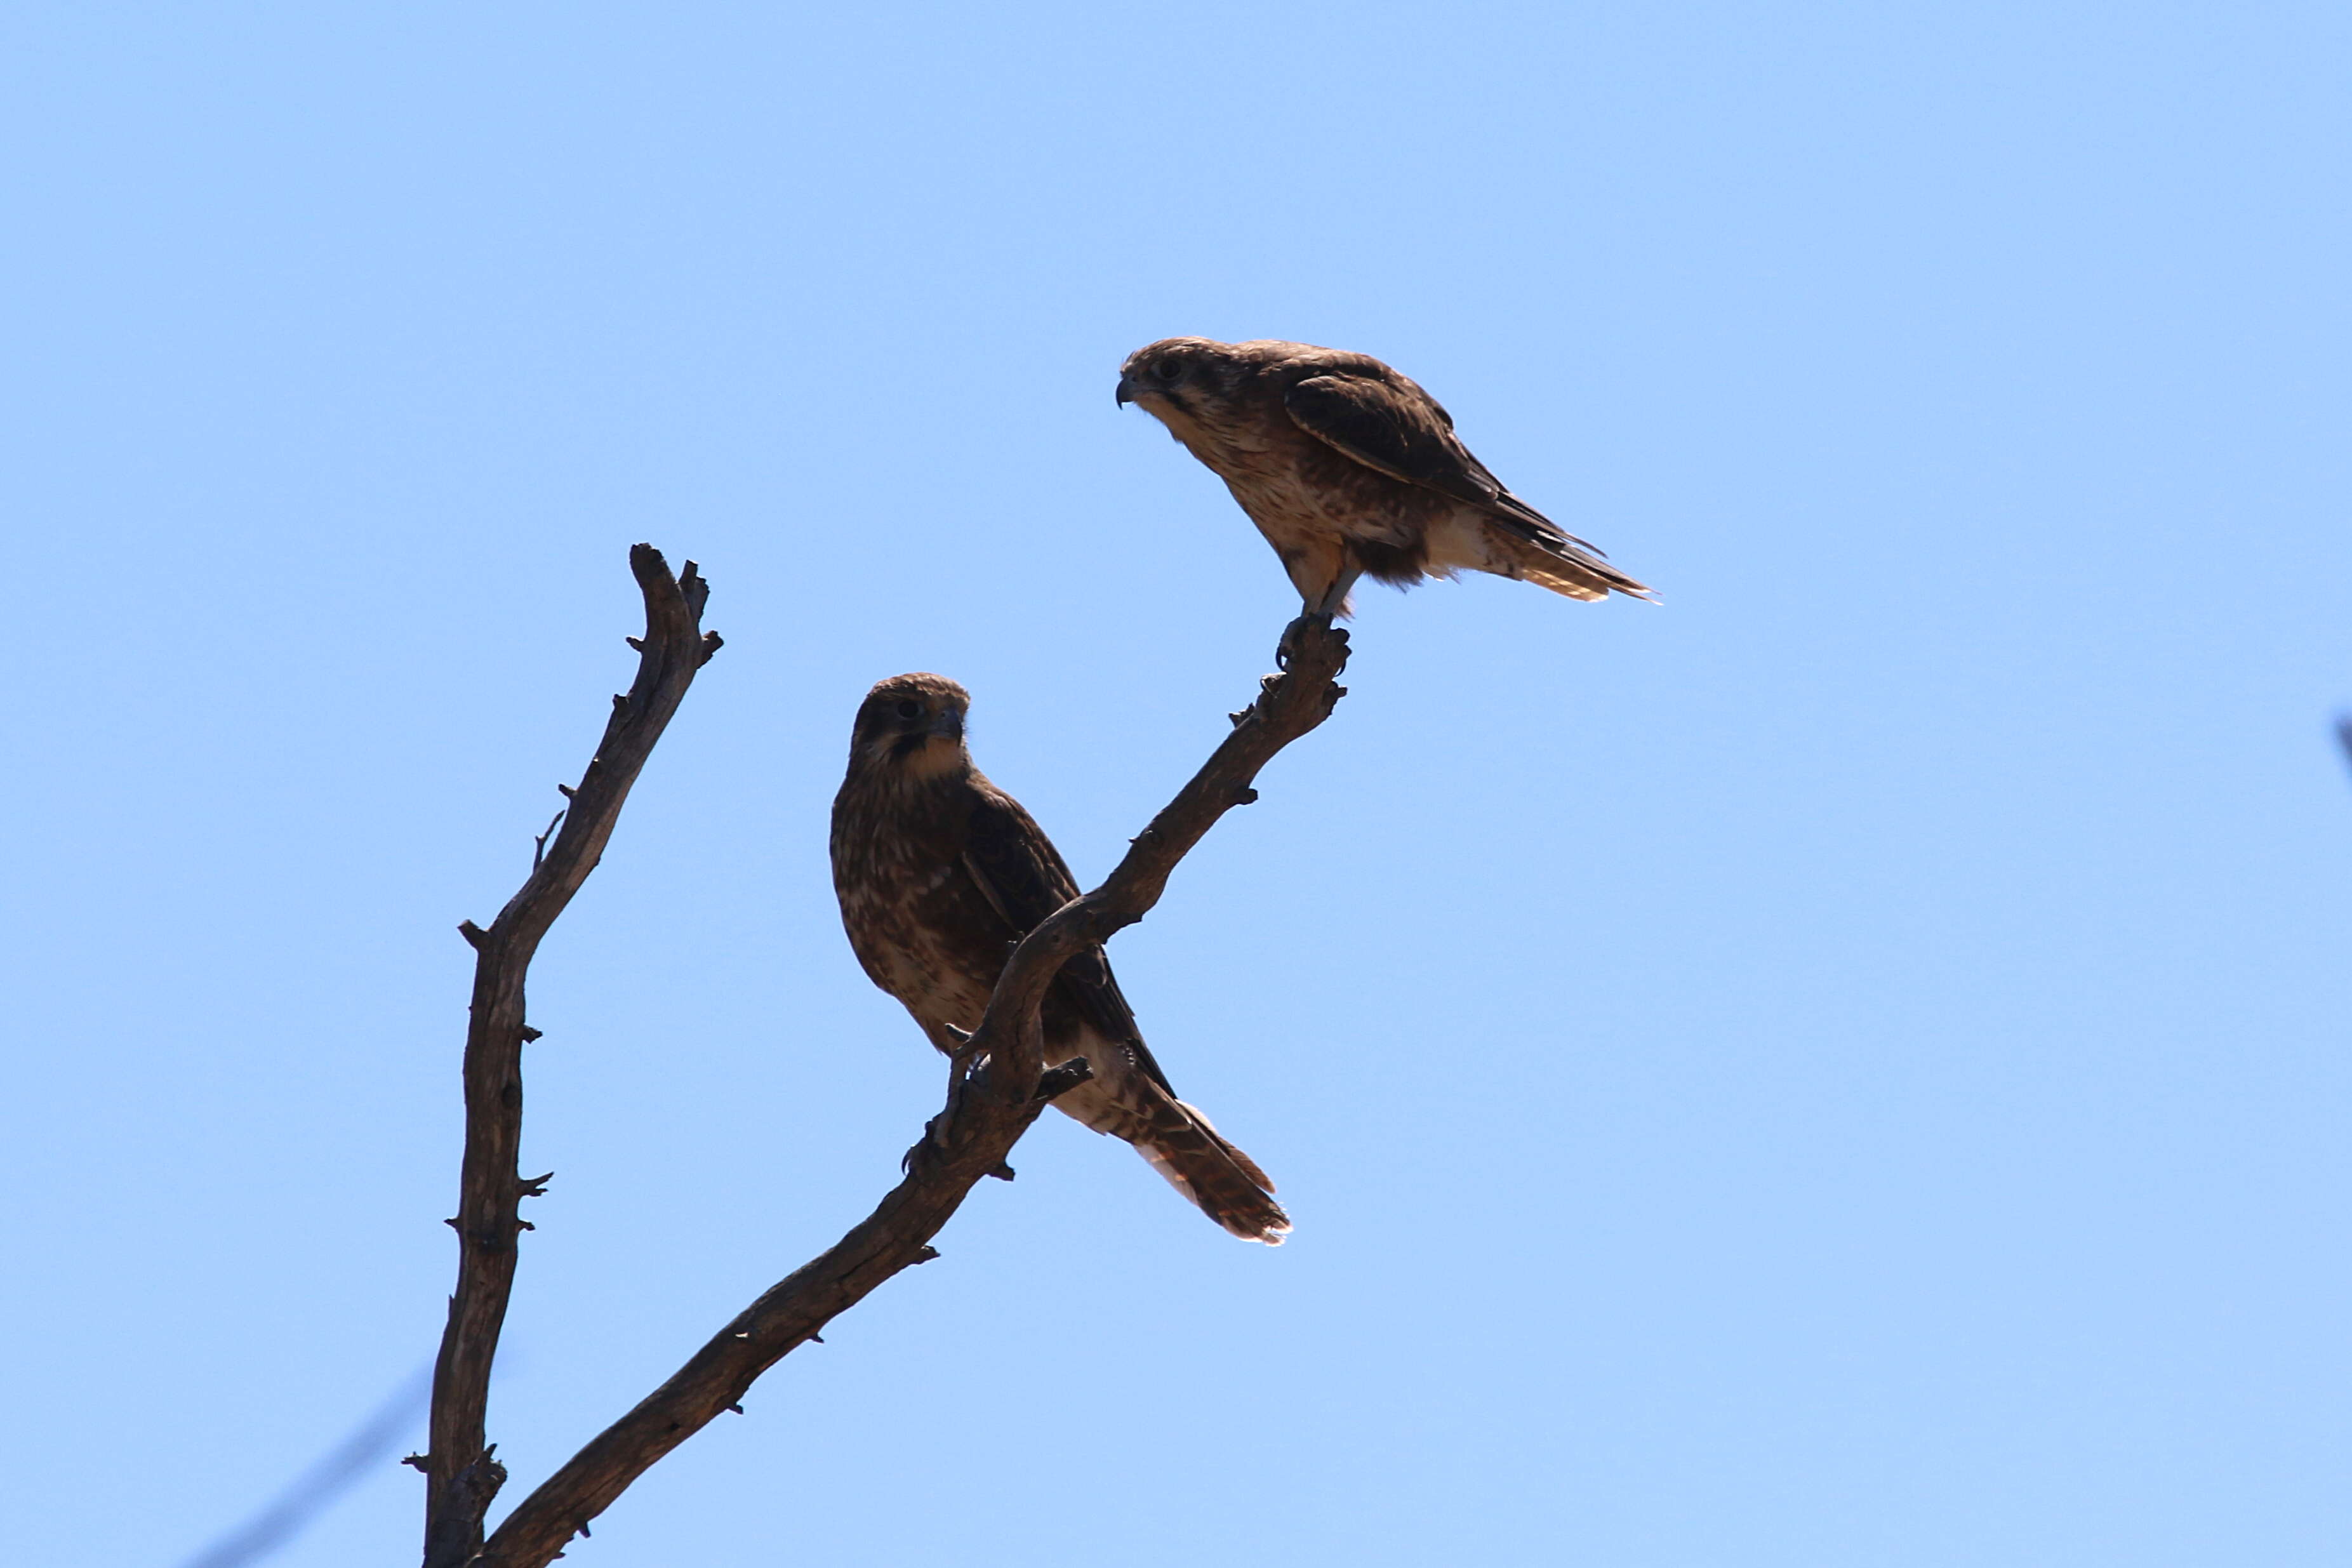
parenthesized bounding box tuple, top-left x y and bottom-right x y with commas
(422, 545, 721, 1567)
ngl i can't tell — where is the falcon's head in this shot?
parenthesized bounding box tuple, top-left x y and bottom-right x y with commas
(847, 673, 971, 784)
(1117, 337, 1342, 460)
(1116, 336, 1252, 425)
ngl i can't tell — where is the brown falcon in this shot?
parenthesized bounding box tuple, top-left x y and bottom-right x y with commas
(1117, 337, 1655, 616)
(830, 672, 1289, 1244)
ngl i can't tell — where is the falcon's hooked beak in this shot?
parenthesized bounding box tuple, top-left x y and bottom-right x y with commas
(887, 705, 967, 779)
(1117, 369, 1181, 419)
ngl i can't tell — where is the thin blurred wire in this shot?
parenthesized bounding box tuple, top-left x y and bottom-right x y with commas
(177, 1364, 431, 1568)
(2335, 714, 2352, 778)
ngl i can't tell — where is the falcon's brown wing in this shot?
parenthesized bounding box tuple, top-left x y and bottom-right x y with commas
(960, 788, 1178, 1094)
(1283, 371, 1608, 555)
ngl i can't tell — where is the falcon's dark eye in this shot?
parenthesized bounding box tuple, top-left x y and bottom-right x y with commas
(1153, 357, 1183, 381)
(893, 699, 922, 721)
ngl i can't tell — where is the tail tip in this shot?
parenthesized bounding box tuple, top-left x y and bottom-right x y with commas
(1221, 1208, 1292, 1246)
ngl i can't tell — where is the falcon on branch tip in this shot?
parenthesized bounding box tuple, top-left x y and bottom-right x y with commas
(829, 673, 1289, 1244)
(1118, 337, 1656, 617)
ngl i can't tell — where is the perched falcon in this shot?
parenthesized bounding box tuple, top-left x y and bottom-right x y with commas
(1117, 337, 1655, 616)
(830, 673, 1289, 1244)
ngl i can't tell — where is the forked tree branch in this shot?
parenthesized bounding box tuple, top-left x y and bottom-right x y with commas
(422, 545, 722, 1568)
(470, 616, 1352, 1568)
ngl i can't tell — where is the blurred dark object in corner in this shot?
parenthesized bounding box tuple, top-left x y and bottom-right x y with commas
(178, 1365, 430, 1568)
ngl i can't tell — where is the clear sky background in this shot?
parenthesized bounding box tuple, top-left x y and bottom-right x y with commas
(3, 4, 2346, 1565)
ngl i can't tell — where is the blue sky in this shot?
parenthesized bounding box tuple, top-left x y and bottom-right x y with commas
(3, 3, 2346, 1564)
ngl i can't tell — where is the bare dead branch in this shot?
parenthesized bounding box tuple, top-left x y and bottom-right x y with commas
(473, 615, 1350, 1568)
(423, 544, 721, 1568)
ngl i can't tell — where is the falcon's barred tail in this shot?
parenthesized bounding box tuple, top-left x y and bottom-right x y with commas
(1055, 1064, 1289, 1243)
(1497, 531, 1658, 604)
(1136, 1100, 1291, 1246)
